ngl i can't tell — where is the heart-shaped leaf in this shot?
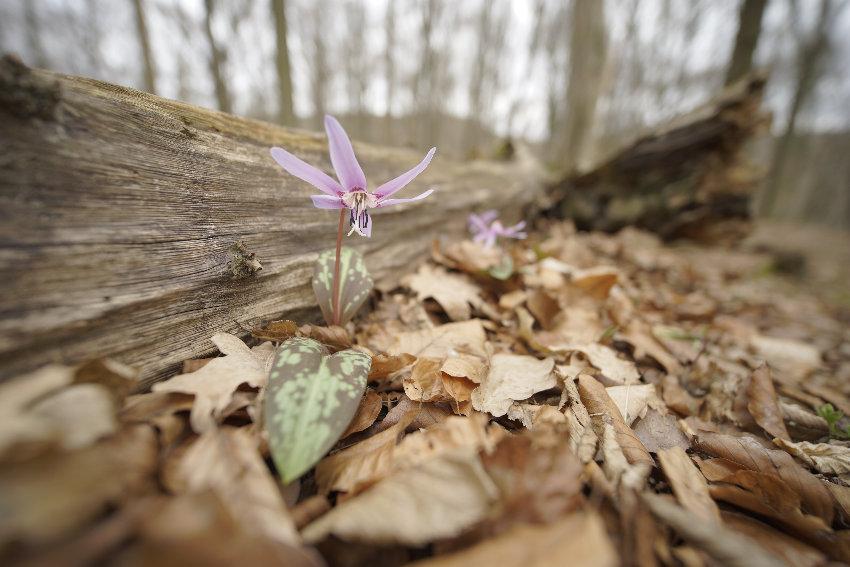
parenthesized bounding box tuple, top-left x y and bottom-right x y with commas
(264, 337, 371, 483)
(312, 247, 373, 326)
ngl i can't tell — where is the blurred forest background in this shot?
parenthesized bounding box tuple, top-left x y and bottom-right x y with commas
(1, 0, 849, 227)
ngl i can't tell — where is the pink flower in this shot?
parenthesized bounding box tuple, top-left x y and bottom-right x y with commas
(468, 210, 527, 248)
(271, 115, 436, 237)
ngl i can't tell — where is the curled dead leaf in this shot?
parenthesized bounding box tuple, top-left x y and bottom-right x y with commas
(694, 431, 834, 524)
(746, 364, 791, 440)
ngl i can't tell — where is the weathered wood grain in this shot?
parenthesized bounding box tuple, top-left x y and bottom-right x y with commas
(0, 56, 541, 387)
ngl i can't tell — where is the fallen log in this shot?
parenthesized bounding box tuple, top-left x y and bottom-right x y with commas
(545, 74, 769, 243)
(0, 56, 541, 387)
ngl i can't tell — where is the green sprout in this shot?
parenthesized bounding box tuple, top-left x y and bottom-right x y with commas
(817, 403, 850, 439)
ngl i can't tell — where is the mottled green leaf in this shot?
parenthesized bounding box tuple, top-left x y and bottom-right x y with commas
(264, 337, 371, 483)
(312, 247, 373, 326)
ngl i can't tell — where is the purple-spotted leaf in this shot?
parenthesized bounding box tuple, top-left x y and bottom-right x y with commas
(312, 247, 373, 326)
(264, 337, 371, 483)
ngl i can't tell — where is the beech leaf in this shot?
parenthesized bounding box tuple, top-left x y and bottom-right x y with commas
(312, 246, 373, 326)
(264, 337, 371, 483)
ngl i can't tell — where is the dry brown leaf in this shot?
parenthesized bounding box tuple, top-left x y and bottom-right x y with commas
(708, 469, 832, 537)
(526, 288, 559, 329)
(172, 426, 300, 547)
(622, 320, 683, 374)
(774, 438, 850, 479)
(378, 396, 452, 432)
(368, 352, 415, 381)
(694, 431, 834, 523)
(404, 358, 476, 409)
(438, 239, 505, 272)
(578, 374, 653, 467)
(506, 403, 566, 429)
(0, 425, 157, 545)
(152, 334, 271, 432)
(662, 374, 702, 416)
(403, 264, 483, 321)
(600, 421, 651, 489)
(573, 343, 640, 384)
(73, 358, 137, 402)
(641, 493, 785, 567)
(606, 383, 664, 426)
(393, 414, 504, 469)
(318, 414, 502, 495)
(303, 449, 499, 546)
(750, 334, 821, 380)
(634, 409, 690, 453)
(720, 511, 826, 567)
(389, 319, 488, 358)
(123, 492, 323, 567)
(780, 401, 829, 438)
(28, 383, 117, 450)
(316, 412, 415, 494)
(747, 364, 791, 440)
(658, 446, 720, 524)
(250, 319, 299, 342)
(824, 481, 850, 522)
(341, 389, 382, 438)
(571, 266, 619, 299)
(410, 512, 617, 567)
(560, 376, 598, 463)
(0, 364, 74, 456)
(471, 353, 556, 417)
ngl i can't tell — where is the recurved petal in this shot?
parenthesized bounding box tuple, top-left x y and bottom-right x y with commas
(324, 115, 367, 192)
(374, 147, 437, 199)
(311, 195, 345, 209)
(375, 189, 434, 208)
(271, 147, 343, 196)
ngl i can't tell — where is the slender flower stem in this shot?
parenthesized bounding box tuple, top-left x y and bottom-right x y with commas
(331, 208, 345, 326)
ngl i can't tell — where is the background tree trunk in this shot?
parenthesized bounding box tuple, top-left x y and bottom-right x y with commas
(761, 0, 832, 215)
(202, 0, 232, 114)
(724, 0, 768, 86)
(271, 0, 295, 126)
(131, 0, 158, 95)
(0, 57, 542, 387)
(559, 0, 607, 172)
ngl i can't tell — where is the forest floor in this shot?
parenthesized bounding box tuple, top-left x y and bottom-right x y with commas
(2, 218, 849, 566)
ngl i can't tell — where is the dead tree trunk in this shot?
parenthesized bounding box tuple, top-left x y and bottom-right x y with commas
(0, 57, 542, 386)
(545, 74, 769, 243)
(724, 0, 767, 86)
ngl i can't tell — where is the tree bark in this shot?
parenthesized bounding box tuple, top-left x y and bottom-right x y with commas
(724, 0, 768, 86)
(202, 0, 232, 114)
(0, 57, 542, 387)
(271, 0, 295, 126)
(131, 0, 158, 95)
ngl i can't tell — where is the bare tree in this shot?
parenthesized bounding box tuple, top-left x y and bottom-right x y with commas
(131, 0, 158, 94)
(202, 0, 232, 113)
(559, 0, 608, 171)
(724, 0, 768, 85)
(304, 1, 329, 129)
(343, 1, 369, 135)
(761, 0, 834, 214)
(271, 0, 295, 125)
